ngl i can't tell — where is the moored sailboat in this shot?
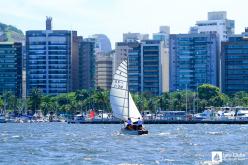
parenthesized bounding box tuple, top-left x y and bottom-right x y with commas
(110, 60, 148, 135)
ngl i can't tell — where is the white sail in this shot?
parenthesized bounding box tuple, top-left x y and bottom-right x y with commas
(110, 60, 142, 123)
(128, 92, 142, 122)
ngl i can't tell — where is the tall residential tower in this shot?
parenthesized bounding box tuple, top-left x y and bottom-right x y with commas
(169, 33, 219, 91)
(191, 11, 235, 42)
(0, 42, 22, 97)
(221, 28, 248, 93)
(26, 17, 78, 95)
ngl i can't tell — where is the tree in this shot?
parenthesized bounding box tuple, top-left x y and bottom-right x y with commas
(29, 88, 42, 114)
(91, 89, 110, 112)
(75, 89, 90, 101)
(40, 96, 51, 115)
(2, 91, 16, 113)
(198, 84, 220, 100)
(50, 101, 59, 114)
(16, 98, 27, 115)
(137, 94, 145, 112)
(147, 97, 160, 113)
(171, 91, 184, 111)
(231, 91, 248, 106)
(197, 84, 226, 111)
(210, 94, 229, 107)
(41, 102, 50, 115)
(160, 92, 170, 111)
(0, 97, 4, 114)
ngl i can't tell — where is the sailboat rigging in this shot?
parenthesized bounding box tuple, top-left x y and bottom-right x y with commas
(110, 60, 148, 135)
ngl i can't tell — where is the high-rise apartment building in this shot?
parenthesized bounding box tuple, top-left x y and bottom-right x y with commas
(0, 42, 22, 97)
(114, 40, 166, 95)
(140, 40, 164, 95)
(123, 32, 149, 43)
(128, 43, 142, 93)
(153, 26, 170, 46)
(169, 33, 219, 91)
(113, 42, 134, 74)
(191, 11, 235, 89)
(95, 52, 113, 90)
(26, 18, 78, 95)
(91, 34, 112, 54)
(191, 11, 235, 43)
(221, 28, 248, 93)
(77, 38, 96, 89)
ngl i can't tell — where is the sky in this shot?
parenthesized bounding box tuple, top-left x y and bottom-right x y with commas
(0, 0, 247, 48)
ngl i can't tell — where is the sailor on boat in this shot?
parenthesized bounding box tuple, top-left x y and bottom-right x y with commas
(137, 117, 143, 130)
(126, 118, 133, 130)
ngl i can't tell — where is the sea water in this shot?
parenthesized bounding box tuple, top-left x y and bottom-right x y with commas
(0, 123, 247, 165)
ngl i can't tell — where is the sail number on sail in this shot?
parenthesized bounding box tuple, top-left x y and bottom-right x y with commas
(113, 79, 124, 89)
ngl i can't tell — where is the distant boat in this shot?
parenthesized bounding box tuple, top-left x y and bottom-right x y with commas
(236, 109, 248, 120)
(67, 114, 85, 124)
(193, 110, 213, 121)
(110, 60, 148, 135)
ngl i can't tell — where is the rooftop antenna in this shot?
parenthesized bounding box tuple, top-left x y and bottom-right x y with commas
(46, 16, 52, 30)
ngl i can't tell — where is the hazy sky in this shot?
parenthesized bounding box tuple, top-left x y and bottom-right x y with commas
(0, 0, 247, 47)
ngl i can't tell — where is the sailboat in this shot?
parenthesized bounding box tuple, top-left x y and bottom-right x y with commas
(110, 60, 148, 135)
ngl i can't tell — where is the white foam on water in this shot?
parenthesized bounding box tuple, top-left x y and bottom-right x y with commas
(12, 135, 20, 138)
(1, 133, 8, 136)
(111, 131, 121, 136)
(158, 132, 170, 136)
(189, 142, 199, 146)
(118, 163, 144, 165)
(207, 131, 224, 135)
(162, 158, 176, 162)
(199, 160, 216, 165)
(83, 157, 92, 161)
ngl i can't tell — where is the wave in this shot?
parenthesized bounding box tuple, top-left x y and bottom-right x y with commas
(207, 131, 224, 135)
(158, 132, 171, 136)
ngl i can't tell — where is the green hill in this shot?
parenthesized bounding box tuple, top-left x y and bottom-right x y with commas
(0, 22, 25, 43)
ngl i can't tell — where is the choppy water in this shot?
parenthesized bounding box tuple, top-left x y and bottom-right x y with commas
(0, 123, 248, 165)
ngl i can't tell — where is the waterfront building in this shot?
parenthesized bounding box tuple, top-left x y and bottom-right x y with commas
(128, 42, 142, 93)
(161, 46, 169, 92)
(169, 33, 219, 91)
(71, 36, 81, 91)
(95, 52, 113, 90)
(191, 11, 235, 89)
(113, 42, 135, 74)
(113, 32, 149, 74)
(139, 40, 165, 95)
(26, 17, 78, 95)
(221, 28, 248, 93)
(191, 11, 235, 43)
(77, 38, 96, 89)
(22, 45, 27, 98)
(91, 34, 112, 54)
(123, 32, 149, 43)
(152, 26, 170, 92)
(114, 40, 166, 95)
(153, 26, 170, 46)
(0, 42, 22, 97)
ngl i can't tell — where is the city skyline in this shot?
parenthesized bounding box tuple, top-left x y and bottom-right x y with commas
(0, 0, 247, 47)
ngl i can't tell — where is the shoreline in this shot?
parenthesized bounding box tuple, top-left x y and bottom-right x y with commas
(67, 120, 248, 124)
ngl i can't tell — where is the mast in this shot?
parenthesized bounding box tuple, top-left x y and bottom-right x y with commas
(186, 84, 188, 115)
(127, 58, 130, 119)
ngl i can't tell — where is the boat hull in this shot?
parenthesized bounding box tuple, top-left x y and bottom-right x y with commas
(120, 128, 148, 135)
(0, 119, 6, 123)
